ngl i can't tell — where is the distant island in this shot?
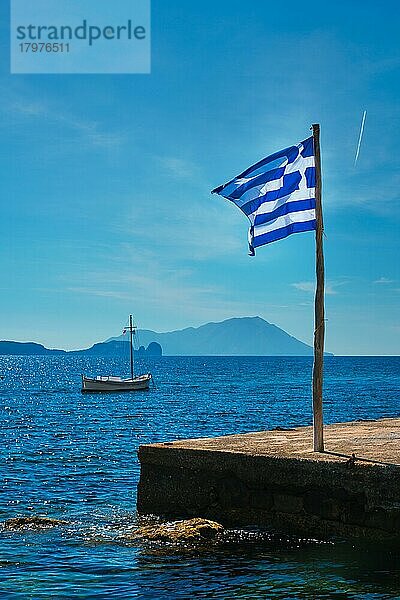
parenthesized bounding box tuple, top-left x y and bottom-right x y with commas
(0, 340, 162, 358)
(0, 341, 66, 356)
(108, 316, 332, 356)
(0, 316, 333, 356)
(71, 340, 162, 358)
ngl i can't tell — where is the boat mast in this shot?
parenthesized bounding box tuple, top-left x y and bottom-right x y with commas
(129, 314, 135, 380)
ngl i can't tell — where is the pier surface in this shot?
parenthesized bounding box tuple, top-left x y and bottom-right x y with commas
(138, 419, 400, 540)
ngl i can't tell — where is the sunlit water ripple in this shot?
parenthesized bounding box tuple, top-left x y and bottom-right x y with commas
(1, 355, 399, 598)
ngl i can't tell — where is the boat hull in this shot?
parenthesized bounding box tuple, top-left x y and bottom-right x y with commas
(81, 374, 152, 393)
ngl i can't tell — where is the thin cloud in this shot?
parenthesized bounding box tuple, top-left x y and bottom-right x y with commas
(292, 281, 343, 295)
(292, 281, 315, 293)
(157, 156, 199, 180)
(117, 193, 244, 261)
(65, 250, 305, 332)
(12, 100, 44, 117)
(374, 277, 395, 284)
(67, 287, 129, 300)
(6, 97, 123, 149)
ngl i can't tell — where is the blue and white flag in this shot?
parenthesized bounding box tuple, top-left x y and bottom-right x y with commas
(212, 136, 316, 255)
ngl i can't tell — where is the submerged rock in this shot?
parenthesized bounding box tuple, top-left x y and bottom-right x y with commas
(133, 518, 224, 543)
(2, 516, 67, 530)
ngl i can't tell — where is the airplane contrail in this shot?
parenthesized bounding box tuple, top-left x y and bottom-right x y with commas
(354, 110, 367, 166)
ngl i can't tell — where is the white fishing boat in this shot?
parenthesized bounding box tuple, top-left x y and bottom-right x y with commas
(81, 315, 152, 393)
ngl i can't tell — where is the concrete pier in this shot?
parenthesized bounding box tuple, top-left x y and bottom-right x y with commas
(137, 419, 400, 541)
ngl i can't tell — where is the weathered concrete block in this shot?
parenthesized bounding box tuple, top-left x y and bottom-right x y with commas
(273, 492, 303, 514)
(137, 419, 400, 541)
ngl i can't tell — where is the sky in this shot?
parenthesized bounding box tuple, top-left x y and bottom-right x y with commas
(0, 0, 399, 354)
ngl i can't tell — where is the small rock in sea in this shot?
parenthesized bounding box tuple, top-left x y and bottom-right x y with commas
(2, 516, 67, 530)
(132, 518, 224, 543)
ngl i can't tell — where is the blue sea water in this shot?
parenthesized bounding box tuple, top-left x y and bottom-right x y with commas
(1, 355, 399, 599)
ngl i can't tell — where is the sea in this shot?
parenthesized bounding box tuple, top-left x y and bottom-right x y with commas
(1, 355, 399, 599)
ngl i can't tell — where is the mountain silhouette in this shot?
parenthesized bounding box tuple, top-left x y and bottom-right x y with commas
(109, 316, 329, 356)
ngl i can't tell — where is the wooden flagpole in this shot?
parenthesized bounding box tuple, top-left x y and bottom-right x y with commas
(311, 123, 325, 452)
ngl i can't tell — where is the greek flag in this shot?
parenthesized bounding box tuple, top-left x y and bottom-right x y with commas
(212, 136, 316, 255)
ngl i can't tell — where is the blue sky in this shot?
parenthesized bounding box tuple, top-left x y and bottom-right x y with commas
(0, 0, 399, 354)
